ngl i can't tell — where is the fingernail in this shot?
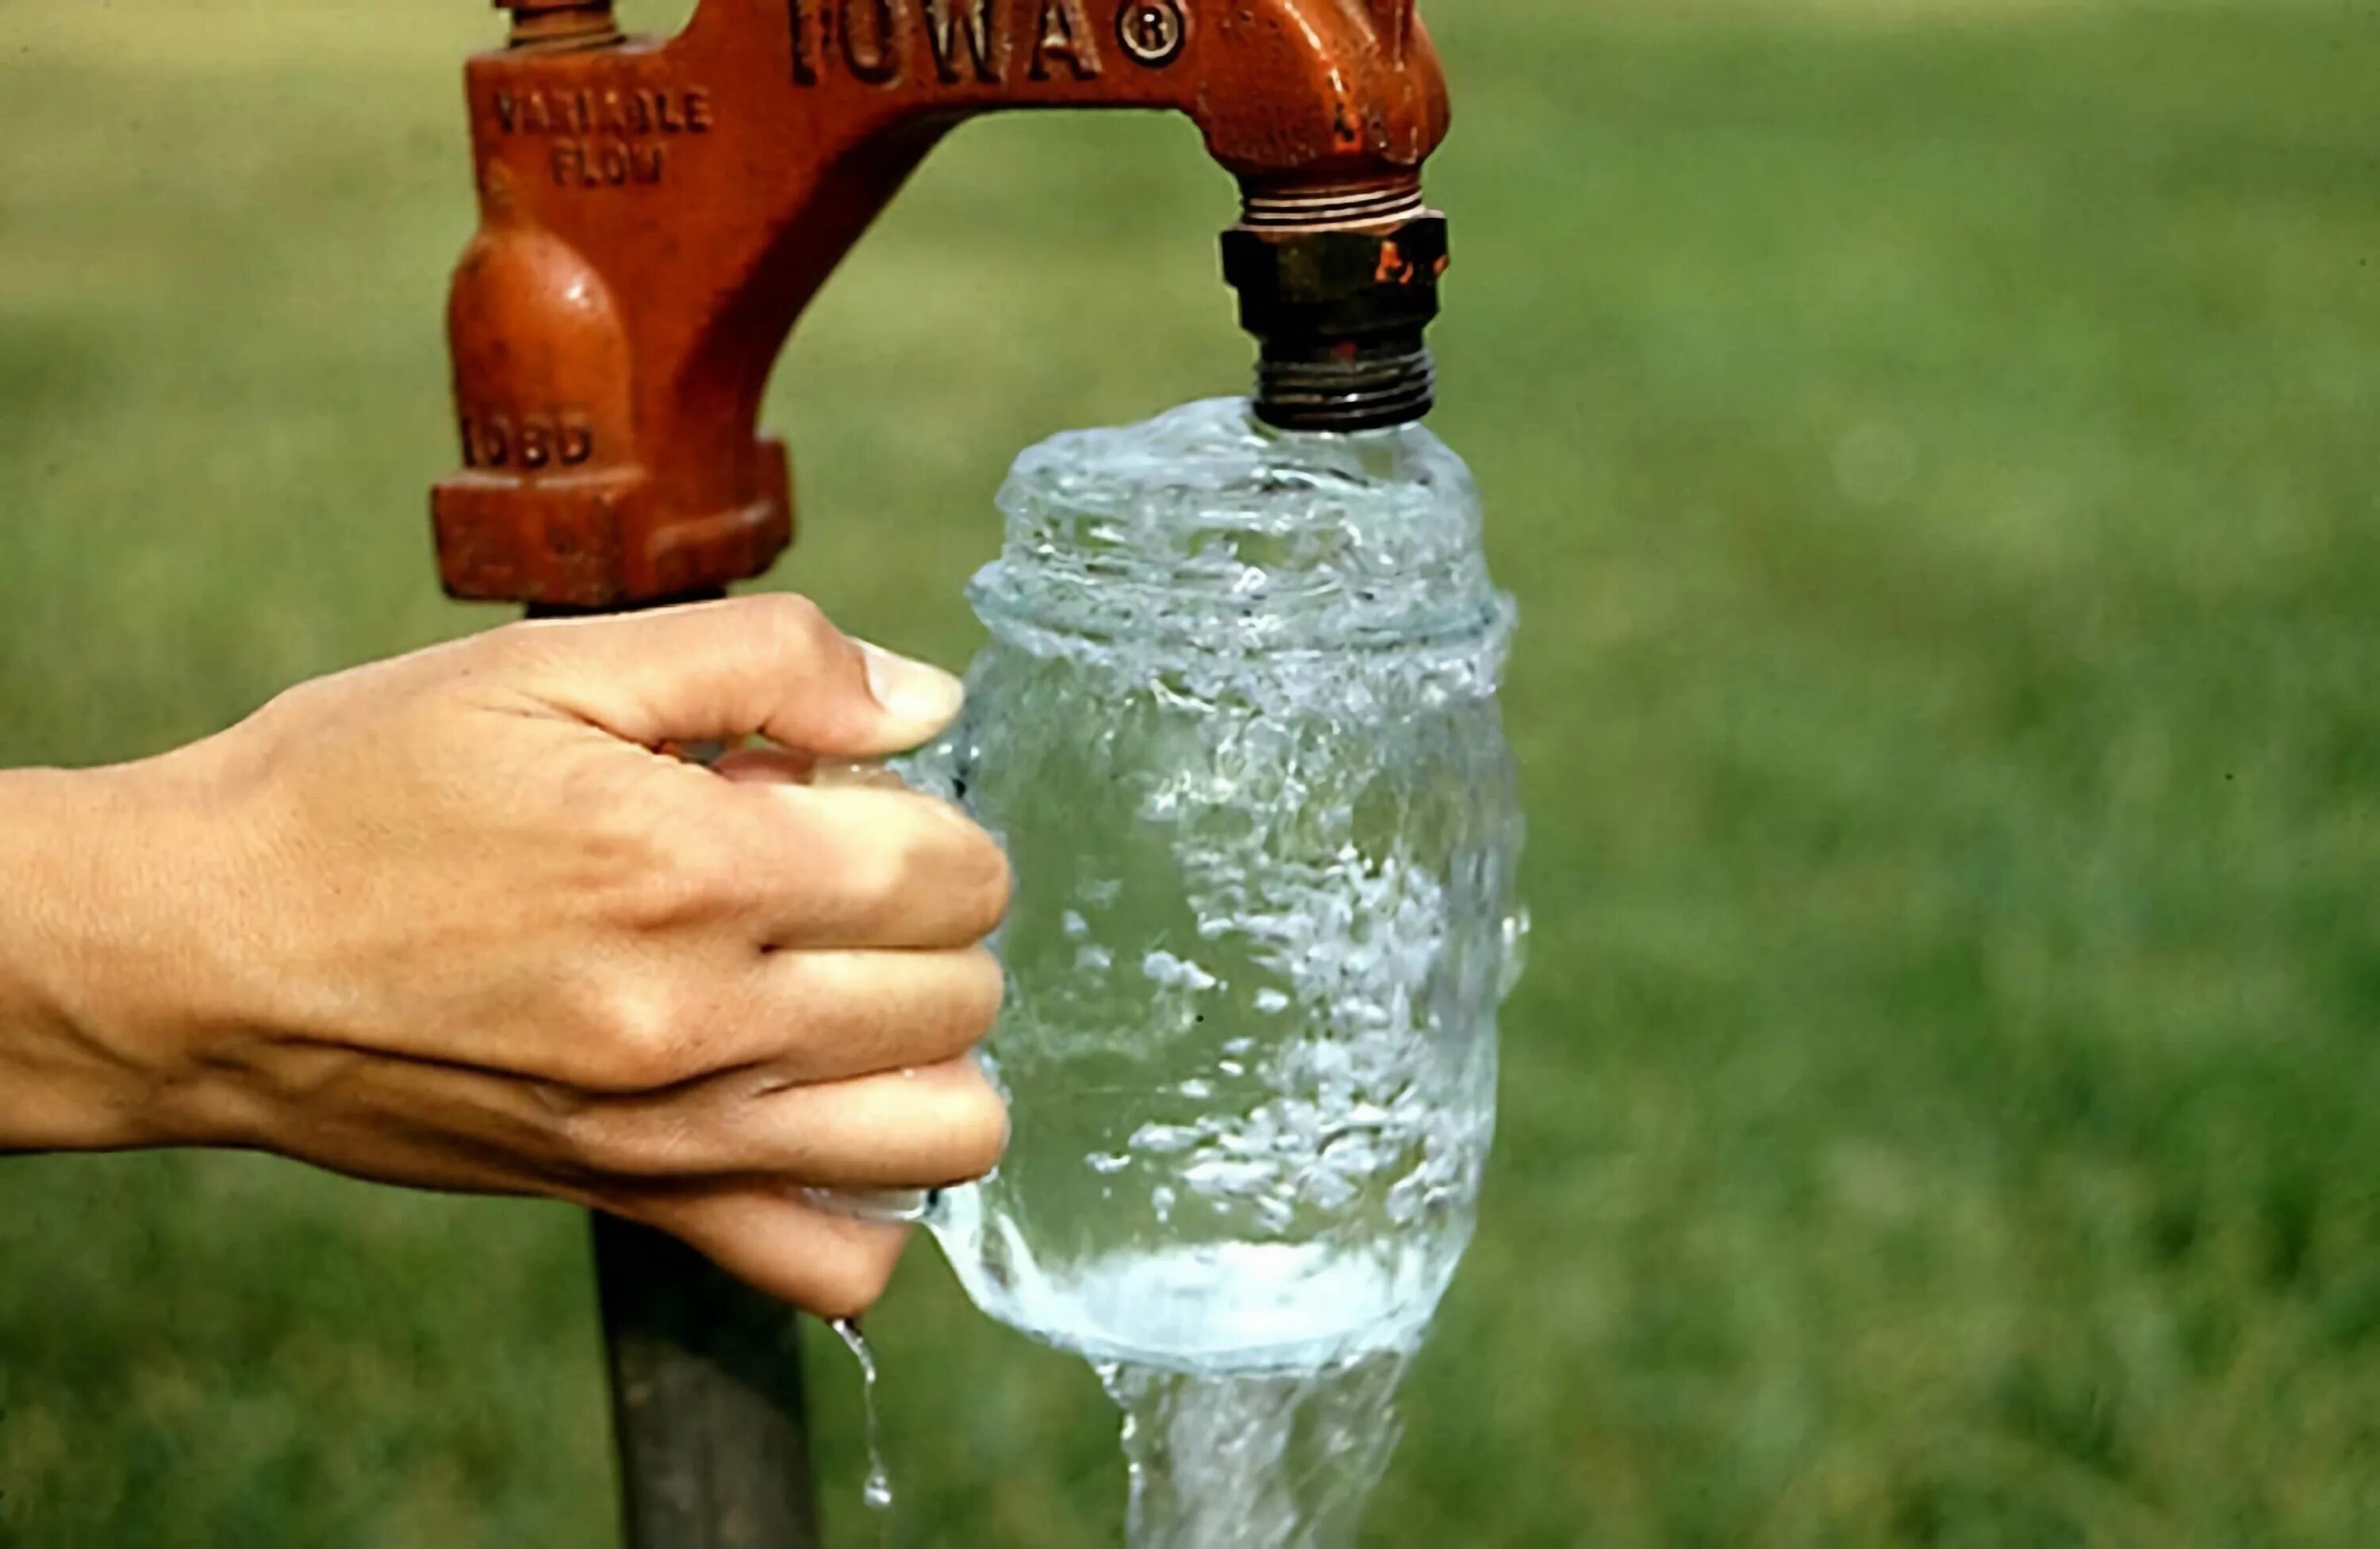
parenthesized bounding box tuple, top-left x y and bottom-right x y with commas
(811, 760, 911, 792)
(860, 642, 965, 728)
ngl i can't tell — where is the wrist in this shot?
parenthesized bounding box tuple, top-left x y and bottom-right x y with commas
(0, 758, 236, 1152)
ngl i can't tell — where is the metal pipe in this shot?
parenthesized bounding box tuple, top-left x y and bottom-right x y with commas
(592, 1216, 820, 1549)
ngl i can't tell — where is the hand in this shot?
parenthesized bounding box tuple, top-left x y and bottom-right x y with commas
(0, 596, 1011, 1316)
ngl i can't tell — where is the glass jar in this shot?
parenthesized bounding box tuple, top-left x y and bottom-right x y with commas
(913, 397, 1524, 1374)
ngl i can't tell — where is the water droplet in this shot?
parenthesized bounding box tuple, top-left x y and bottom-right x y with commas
(1142, 949, 1222, 991)
(830, 1317, 895, 1522)
(1498, 905, 1532, 1002)
(1129, 1121, 1202, 1156)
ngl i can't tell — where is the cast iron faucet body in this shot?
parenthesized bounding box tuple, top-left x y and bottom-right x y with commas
(436, 0, 1453, 607)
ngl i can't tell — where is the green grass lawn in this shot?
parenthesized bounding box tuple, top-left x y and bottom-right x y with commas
(4, 0, 2378, 1543)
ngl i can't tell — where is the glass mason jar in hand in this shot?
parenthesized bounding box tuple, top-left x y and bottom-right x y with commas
(911, 398, 1525, 1375)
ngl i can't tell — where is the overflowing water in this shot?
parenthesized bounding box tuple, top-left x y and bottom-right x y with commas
(1096, 1355, 1414, 1549)
(906, 399, 1524, 1547)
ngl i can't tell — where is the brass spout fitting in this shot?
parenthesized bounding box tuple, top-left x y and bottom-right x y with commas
(1226, 174, 1447, 432)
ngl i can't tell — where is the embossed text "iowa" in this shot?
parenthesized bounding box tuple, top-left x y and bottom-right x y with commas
(789, 0, 1116, 87)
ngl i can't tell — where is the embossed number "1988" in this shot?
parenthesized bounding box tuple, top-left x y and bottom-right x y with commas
(460, 410, 596, 471)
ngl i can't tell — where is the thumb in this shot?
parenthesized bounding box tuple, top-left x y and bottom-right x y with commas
(497, 594, 965, 757)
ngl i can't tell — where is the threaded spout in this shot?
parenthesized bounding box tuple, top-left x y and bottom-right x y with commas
(1224, 183, 1448, 433)
(500, 0, 621, 52)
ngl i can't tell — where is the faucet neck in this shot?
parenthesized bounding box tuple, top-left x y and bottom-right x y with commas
(497, 0, 622, 52)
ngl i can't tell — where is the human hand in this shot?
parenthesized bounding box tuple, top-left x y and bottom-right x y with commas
(0, 596, 1010, 1316)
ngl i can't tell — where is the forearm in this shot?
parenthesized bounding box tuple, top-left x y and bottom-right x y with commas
(0, 765, 183, 1152)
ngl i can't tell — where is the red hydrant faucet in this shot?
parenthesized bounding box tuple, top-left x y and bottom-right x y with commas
(435, 0, 1453, 608)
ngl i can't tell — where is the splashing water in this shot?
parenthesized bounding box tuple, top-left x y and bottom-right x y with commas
(910, 400, 1525, 1547)
(830, 1317, 896, 1520)
(1096, 1355, 1414, 1549)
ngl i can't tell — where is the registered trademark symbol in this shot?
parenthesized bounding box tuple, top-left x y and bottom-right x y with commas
(1117, 0, 1186, 67)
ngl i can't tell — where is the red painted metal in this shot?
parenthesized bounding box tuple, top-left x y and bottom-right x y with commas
(435, 0, 1451, 605)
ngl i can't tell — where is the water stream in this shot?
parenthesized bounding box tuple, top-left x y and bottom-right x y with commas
(829, 1317, 896, 1522)
(1096, 1353, 1415, 1549)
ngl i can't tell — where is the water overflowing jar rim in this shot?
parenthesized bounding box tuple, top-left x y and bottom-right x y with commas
(967, 567, 1518, 670)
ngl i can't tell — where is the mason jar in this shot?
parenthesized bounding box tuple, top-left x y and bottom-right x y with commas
(912, 397, 1524, 1375)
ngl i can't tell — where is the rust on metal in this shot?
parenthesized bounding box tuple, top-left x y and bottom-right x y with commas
(437, 0, 1452, 605)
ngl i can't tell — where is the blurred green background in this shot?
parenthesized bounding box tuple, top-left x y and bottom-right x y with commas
(4, 0, 2378, 1543)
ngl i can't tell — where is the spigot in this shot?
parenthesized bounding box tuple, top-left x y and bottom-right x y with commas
(434, 0, 1453, 607)
(1226, 199, 1447, 432)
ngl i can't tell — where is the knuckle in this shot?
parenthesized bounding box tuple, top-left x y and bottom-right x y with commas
(863, 804, 1012, 940)
(574, 787, 750, 934)
(889, 949, 1006, 1068)
(845, 827, 916, 916)
(931, 1070, 1011, 1183)
(579, 985, 697, 1091)
(954, 949, 1007, 1041)
(947, 826, 1015, 941)
(635, 833, 746, 930)
(750, 592, 843, 666)
(573, 782, 678, 876)
(584, 1040, 679, 1098)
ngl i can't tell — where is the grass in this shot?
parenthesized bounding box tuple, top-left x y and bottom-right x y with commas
(3, 0, 2378, 1543)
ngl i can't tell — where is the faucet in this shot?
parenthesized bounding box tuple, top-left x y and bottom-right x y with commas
(428, 2, 1453, 1543)
(434, 0, 1453, 608)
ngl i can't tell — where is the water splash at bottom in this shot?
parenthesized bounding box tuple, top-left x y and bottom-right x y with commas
(1092, 1352, 1415, 1549)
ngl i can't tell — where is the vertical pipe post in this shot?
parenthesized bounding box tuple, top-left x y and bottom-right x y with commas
(592, 1216, 820, 1549)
